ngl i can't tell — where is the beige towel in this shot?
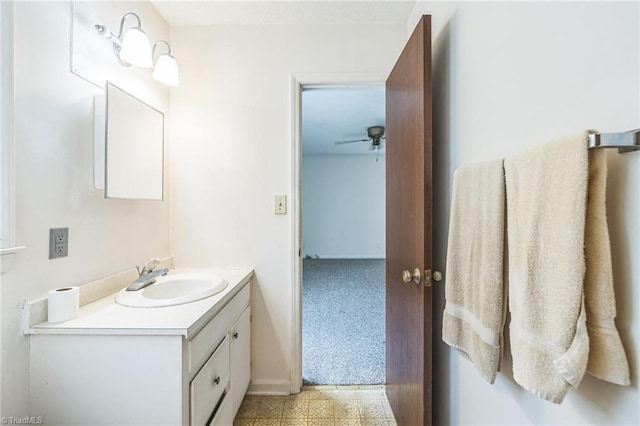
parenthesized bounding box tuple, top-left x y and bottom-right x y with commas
(505, 136, 590, 404)
(442, 159, 506, 384)
(584, 149, 630, 385)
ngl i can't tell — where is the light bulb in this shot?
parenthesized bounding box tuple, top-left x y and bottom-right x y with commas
(119, 28, 153, 68)
(152, 54, 180, 87)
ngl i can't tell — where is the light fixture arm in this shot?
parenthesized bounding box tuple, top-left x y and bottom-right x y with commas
(117, 13, 143, 40)
(94, 24, 120, 46)
(95, 13, 145, 67)
(152, 40, 173, 61)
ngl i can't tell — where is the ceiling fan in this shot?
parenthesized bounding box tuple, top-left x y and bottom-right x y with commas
(334, 126, 386, 151)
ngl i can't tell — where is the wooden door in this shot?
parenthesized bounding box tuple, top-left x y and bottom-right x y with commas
(385, 15, 433, 426)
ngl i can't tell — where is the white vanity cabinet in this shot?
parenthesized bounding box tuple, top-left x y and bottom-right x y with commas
(29, 272, 252, 426)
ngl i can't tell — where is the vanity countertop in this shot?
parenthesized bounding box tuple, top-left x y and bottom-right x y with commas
(28, 268, 253, 338)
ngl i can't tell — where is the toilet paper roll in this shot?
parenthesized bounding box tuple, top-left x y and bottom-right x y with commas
(47, 287, 80, 324)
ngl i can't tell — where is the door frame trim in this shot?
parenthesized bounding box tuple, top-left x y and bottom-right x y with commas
(289, 72, 387, 393)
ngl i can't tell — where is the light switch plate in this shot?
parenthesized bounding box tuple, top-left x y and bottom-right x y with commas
(275, 195, 287, 214)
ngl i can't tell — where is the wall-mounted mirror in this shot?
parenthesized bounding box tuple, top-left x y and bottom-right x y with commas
(97, 82, 164, 200)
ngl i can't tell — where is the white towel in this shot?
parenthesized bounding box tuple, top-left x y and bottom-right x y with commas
(584, 149, 630, 386)
(442, 159, 506, 384)
(505, 135, 590, 404)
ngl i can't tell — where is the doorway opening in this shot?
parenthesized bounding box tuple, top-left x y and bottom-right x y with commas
(300, 85, 386, 386)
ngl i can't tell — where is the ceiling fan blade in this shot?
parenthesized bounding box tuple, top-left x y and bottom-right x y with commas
(334, 139, 370, 145)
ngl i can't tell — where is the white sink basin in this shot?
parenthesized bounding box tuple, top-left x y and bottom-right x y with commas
(115, 272, 228, 308)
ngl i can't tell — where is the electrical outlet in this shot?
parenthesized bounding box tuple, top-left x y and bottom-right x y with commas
(49, 228, 69, 259)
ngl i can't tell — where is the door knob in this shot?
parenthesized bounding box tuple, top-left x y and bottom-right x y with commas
(402, 269, 421, 284)
(433, 270, 443, 282)
(411, 268, 421, 284)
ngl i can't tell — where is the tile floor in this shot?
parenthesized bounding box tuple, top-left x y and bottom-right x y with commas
(233, 386, 397, 426)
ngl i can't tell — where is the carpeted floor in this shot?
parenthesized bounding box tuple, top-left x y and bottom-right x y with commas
(302, 259, 385, 386)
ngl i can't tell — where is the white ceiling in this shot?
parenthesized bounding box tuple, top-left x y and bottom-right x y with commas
(302, 86, 385, 155)
(151, 0, 417, 26)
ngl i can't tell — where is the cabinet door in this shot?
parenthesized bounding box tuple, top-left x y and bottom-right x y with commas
(230, 306, 251, 416)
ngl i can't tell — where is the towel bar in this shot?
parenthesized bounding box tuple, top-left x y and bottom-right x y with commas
(587, 129, 640, 153)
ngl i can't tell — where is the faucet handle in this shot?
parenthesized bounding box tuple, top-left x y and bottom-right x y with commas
(137, 257, 160, 276)
(145, 257, 160, 270)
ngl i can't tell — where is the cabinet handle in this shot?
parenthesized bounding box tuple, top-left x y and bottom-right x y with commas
(233, 332, 239, 339)
(213, 376, 221, 385)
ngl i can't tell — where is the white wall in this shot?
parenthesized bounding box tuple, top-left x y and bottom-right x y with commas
(169, 23, 406, 391)
(407, 2, 639, 424)
(302, 154, 385, 259)
(1, 1, 171, 416)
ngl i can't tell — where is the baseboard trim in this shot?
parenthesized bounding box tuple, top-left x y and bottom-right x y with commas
(247, 380, 292, 395)
(303, 384, 385, 390)
(302, 255, 385, 260)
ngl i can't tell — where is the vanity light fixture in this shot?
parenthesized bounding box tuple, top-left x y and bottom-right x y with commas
(95, 12, 155, 70)
(152, 41, 180, 87)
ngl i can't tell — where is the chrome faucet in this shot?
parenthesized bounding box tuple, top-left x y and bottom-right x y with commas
(126, 258, 169, 291)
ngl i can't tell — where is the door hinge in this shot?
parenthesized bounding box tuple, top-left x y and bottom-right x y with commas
(250, 314, 253, 322)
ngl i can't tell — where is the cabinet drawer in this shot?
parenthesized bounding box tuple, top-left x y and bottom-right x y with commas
(210, 391, 233, 426)
(189, 284, 250, 372)
(190, 337, 230, 426)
